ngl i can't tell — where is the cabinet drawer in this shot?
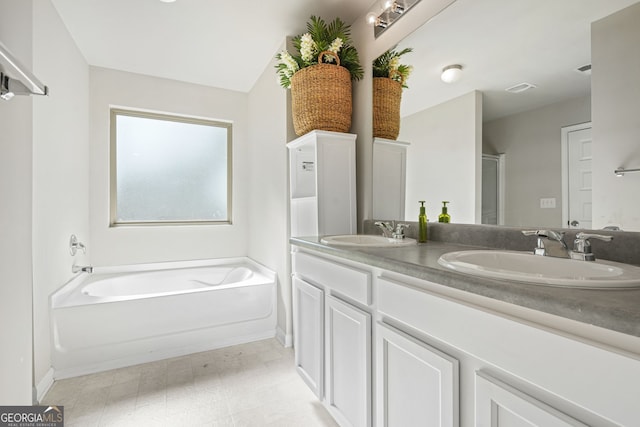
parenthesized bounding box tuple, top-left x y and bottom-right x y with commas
(293, 251, 372, 305)
(377, 275, 435, 330)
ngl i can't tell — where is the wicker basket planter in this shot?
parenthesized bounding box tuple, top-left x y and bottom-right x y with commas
(290, 51, 353, 136)
(372, 76, 403, 140)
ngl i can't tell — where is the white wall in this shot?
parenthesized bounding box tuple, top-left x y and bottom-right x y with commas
(89, 67, 250, 266)
(400, 91, 482, 223)
(31, 0, 91, 395)
(0, 0, 34, 404)
(247, 43, 290, 344)
(483, 96, 590, 228)
(592, 2, 640, 231)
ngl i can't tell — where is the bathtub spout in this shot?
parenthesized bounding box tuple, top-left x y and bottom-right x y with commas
(72, 264, 93, 274)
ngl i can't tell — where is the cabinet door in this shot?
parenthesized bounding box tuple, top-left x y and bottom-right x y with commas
(292, 277, 324, 398)
(475, 371, 588, 427)
(325, 295, 371, 427)
(376, 323, 459, 427)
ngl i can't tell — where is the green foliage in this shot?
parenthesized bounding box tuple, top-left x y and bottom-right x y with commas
(275, 15, 363, 88)
(373, 47, 413, 88)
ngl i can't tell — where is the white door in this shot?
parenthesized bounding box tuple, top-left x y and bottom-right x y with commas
(292, 277, 324, 399)
(325, 295, 371, 427)
(475, 371, 588, 427)
(563, 124, 592, 229)
(376, 323, 459, 427)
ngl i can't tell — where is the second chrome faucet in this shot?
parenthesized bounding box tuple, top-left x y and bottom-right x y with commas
(522, 229, 612, 261)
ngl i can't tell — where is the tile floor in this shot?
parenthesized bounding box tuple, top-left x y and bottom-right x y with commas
(41, 339, 338, 427)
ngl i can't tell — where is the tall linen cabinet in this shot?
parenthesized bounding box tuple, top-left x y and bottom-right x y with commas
(287, 131, 357, 237)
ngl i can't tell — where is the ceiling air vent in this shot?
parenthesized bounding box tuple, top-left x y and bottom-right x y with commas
(576, 64, 592, 75)
(505, 82, 537, 93)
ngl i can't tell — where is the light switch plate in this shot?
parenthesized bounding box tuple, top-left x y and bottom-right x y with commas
(540, 198, 556, 209)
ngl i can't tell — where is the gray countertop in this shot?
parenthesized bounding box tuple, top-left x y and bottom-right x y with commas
(291, 236, 640, 340)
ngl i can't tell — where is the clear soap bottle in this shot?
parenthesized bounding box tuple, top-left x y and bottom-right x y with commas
(438, 201, 451, 223)
(418, 201, 427, 243)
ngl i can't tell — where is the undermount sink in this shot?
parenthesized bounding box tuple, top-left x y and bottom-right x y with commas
(438, 250, 640, 289)
(321, 235, 417, 248)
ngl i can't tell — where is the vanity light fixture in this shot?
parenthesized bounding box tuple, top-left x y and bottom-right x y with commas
(367, 0, 421, 38)
(614, 167, 640, 177)
(441, 64, 462, 83)
(382, 0, 406, 14)
(366, 12, 389, 28)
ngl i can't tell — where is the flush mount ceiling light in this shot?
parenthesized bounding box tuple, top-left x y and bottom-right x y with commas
(367, 0, 421, 38)
(441, 64, 462, 83)
(159, 0, 176, 3)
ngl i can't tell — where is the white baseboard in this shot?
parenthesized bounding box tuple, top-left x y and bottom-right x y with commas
(276, 326, 293, 348)
(35, 367, 54, 403)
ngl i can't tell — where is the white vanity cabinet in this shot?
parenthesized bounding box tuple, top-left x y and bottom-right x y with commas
(325, 295, 371, 427)
(291, 250, 372, 427)
(292, 276, 324, 398)
(375, 322, 459, 427)
(475, 371, 588, 427)
(376, 274, 640, 426)
(291, 245, 640, 426)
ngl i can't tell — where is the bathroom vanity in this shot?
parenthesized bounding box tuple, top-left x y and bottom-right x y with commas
(290, 235, 640, 427)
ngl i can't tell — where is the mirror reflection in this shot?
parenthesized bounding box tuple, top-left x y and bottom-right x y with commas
(372, 0, 640, 231)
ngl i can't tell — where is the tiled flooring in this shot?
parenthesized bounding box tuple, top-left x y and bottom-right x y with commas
(41, 339, 338, 427)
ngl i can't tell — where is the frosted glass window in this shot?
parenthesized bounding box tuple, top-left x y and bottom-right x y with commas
(110, 109, 231, 225)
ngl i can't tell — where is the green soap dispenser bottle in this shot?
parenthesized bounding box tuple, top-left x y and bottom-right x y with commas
(418, 201, 427, 243)
(438, 201, 451, 223)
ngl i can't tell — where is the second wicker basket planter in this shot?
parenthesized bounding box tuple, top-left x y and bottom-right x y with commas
(372, 76, 403, 140)
(290, 51, 353, 137)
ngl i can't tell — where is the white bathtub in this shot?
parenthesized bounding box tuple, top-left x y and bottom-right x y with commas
(50, 257, 276, 378)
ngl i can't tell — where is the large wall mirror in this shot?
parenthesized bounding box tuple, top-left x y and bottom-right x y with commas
(372, 0, 640, 232)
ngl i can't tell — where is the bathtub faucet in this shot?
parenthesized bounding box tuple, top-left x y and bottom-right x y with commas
(72, 264, 93, 274)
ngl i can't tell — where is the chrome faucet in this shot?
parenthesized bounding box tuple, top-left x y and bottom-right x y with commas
(375, 221, 395, 238)
(522, 230, 613, 261)
(522, 230, 570, 258)
(375, 221, 410, 239)
(392, 223, 410, 239)
(570, 232, 613, 261)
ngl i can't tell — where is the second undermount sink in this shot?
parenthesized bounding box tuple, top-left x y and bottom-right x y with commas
(438, 250, 640, 289)
(321, 235, 417, 248)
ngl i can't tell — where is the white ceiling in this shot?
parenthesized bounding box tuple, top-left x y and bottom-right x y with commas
(51, 0, 638, 120)
(398, 0, 640, 121)
(50, 0, 376, 92)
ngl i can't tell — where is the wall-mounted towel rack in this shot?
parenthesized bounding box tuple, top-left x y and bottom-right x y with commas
(0, 40, 48, 101)
(614, 167, 640, 177)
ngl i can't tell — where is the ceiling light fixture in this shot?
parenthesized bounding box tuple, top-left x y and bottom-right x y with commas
(367, 0, 421, 38)
(441, 64, 462, 83)
(159, 0, 176, 3)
